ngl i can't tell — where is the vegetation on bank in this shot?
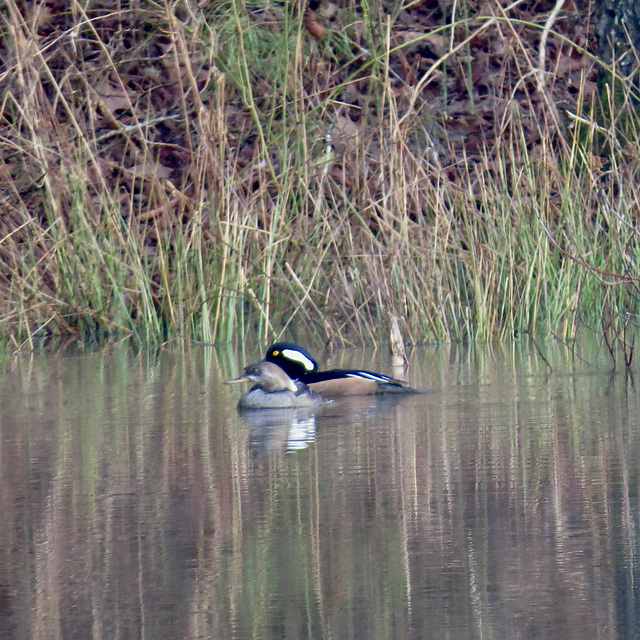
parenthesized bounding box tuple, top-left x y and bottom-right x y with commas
(1, 0, 639, 350)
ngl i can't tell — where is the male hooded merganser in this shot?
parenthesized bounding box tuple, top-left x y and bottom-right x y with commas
(225, 360, 327, 410)
(264, 342, 418, 397)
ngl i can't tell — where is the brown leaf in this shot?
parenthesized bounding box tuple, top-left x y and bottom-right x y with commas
(97, 83, 132, 112)
(129, 163, 173, 179)
(304, 10, 325, 40)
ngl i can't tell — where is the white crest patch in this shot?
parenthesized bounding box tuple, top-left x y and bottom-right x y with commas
(282, 348, 316, 372)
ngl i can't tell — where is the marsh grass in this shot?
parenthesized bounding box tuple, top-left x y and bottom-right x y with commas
(1, 0, 640, 350)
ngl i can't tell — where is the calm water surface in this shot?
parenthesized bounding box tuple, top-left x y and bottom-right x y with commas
(0, 341, 638, 639)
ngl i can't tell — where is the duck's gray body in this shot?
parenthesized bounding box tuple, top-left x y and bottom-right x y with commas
(237, 385, 326, 410)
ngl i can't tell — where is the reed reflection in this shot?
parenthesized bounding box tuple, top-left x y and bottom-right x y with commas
(0, 342, 637, 640)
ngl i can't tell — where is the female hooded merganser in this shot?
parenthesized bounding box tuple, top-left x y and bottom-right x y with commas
(225, 360, 327, 410)
(264, 342, 418, 397)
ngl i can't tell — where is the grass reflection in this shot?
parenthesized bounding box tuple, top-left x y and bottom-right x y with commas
(0, 341, 638, 639)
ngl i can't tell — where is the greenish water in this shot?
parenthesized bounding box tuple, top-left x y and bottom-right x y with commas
(0, 340, 638, 639)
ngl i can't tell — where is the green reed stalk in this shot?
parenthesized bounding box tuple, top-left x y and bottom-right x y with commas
(2, 0, 640, 349)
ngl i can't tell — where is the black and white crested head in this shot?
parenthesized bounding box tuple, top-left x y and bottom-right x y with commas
(265, 342, 319, 379)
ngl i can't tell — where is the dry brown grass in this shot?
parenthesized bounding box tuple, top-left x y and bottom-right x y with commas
(1, 0, 640, 350)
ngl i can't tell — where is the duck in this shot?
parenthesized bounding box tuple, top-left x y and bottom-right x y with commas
(225, 360, 327, 410)
(264, 342, 419, 397)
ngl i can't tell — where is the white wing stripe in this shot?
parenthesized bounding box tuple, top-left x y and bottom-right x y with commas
(346, 371, 394, 383)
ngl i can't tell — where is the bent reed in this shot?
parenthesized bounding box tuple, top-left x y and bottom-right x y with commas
(1, 0, 639, 350)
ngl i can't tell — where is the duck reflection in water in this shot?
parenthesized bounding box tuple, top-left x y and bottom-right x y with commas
(243, 408, 318, 454)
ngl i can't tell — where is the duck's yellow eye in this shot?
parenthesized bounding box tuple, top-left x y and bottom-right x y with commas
(273, 350, 280, 356)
